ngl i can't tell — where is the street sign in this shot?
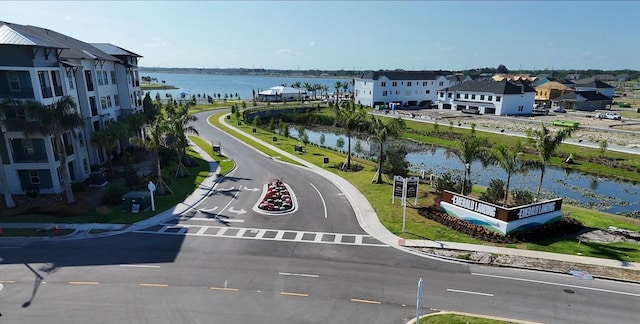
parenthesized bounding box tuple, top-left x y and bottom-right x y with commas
(147, 181, 156, 192)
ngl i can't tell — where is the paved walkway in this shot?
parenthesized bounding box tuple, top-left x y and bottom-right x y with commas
(2, 113, 639, 276)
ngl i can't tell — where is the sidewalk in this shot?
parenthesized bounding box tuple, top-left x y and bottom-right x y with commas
(2, 114, 639, 275)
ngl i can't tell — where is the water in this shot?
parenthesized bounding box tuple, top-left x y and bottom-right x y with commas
(290, 126, 639, 216)
(141, 72, 347, 101)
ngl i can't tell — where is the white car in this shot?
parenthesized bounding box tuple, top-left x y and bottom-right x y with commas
(595, 112, 622, 120)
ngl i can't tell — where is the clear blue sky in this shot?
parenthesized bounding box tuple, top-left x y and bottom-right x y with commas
(2, 1, 638, 71)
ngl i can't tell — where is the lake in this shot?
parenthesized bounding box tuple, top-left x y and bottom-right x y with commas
(141, 72, 348, 101)
(289, 126, 640, 216)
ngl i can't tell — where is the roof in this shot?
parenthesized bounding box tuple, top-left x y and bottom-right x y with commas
(573, 77, 614, 89)
(535, 81, 571, 91)
(90, 43, 142, 57)
(258, 86, 307, 95)
(358, 70, 452, 81)
(0, 21, 119, 62)
(444, 80, 536, 95)
(553, 91, 612, 101)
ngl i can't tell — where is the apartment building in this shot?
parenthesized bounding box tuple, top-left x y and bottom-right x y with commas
(353, 70, 471, 108)
(436, 79, 536, 116)
(0, 21, 142, 196)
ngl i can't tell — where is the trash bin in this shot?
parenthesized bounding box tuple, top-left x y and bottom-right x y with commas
(122, 191, 151, 213)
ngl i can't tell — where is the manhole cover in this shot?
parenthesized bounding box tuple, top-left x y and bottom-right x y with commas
(564, 289, 575, 294)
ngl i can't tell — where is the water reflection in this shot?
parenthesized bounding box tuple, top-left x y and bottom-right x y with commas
(289, 126, 639, 215)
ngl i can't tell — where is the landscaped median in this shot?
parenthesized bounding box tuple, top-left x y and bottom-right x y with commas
(210, 109, 640, 264)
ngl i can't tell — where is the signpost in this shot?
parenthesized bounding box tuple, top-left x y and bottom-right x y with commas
(416, 278, 423, 323)
(148, 181, 156, 211)
(393, 176, 419, 232)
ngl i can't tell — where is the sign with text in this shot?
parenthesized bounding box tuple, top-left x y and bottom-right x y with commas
(406, 176, 419, 198)
(393, 176, 404, 198)
(441, 191, 562, 222)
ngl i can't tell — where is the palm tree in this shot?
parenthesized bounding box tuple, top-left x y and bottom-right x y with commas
(146, 116, 171, 195)
(334, 102, 366, 170)
(489, 142, 533, 207)
(334, 81, 342, 102)
(370, 115, 405, 183)
(0, 99, 19, 208)
(445, 135, 488, 195)
(342, 82, 350, 100)
(166, 103, 199, 177)
(527, 123, 575, 200)
(90, 125, 119, 177)
(26, 96, 84, 204)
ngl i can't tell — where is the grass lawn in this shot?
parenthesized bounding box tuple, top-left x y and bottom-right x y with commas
(420, 313, 519, 324)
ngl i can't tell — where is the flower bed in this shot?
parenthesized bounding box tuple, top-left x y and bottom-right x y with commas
(257, 180, 294, 212)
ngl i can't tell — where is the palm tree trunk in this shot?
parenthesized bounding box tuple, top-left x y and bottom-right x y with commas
(376, 142, 384, 184)
(0, 152, 16, 208)
(155, 151, 165, 195)
(55, 136, 75, 204)
(536, 167, 545, 200)
(503, 174, 511, 207)
(346, 134, 352, 169)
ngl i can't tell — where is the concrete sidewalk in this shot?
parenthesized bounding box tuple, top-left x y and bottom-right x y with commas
(2, 113, 639, 275)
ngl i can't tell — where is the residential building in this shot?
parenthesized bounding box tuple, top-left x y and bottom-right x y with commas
(353, 70, 471, 108)
(534, 81, 572, 108)
(551, 91, 612, 111)
(572, 77, 615, 98)
(0, 21, 142, 196)
(436, 80, 536, 116)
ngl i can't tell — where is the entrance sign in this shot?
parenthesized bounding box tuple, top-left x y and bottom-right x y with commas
(392, 175, 420, 232)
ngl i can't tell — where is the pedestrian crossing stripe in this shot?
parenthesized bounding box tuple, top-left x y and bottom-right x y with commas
(134, 224, 388, 247)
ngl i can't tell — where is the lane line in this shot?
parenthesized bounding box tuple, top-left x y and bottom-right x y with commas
(120, 264, 160, 268)
(183, 217, 245, 223)
(139, 283, 168, 287)
(279, 272, 320, 278)
(309, 182, 328, 219)
(447, 288, 494, 297)
(472, 273, 640, 298)
(69, 281, 99, 285)
(210, 287, 239, 291)
(350, 298, 381, 304)
(280, 291, 309, 297)
(0, 281, 16, 283)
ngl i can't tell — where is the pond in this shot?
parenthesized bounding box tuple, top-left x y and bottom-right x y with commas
(287, 126, 640, 216)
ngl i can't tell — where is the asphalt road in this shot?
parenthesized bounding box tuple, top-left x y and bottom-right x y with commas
(0, 110, 639, 323)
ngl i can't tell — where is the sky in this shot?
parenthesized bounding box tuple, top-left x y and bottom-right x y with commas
(1, 1, 639, 71)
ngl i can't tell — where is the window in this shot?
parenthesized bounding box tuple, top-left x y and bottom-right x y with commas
(422, 81, 427, 86)
(471, 94, 476, 100)
(29, 170, 40, 185)
(464, 94, 469, 99)
(78, 132, 84, 147)
(383, 90, 387, 96)
(407, 82, 412, 86)
(67, 72, 74, 90)
(438, 81, 443, 86)
(456, 93, 460, 99)
(51, 70, 63, 96)
(448, 93, 453, 98)
(426, 90, 430, 94)
(8, 71, 21, 92)
(110, 71, 117, 84)
(381, 82, 386, 87)
(103, 71, 109, 85)
(38, 71, 52, 98)
(488, 95, 493, 101)
(518, 105, 524, 112)
(85, 70, 94, 91)
(97, 70, 104, 86)
(439, 92, 444, 98)
(114, 94, 120, 107)
(23, 139, 34, 155)
(480, 95, 485, 100)
(496, 96, 501, 102)
(392, 82, 397, 87)
(106, 96, 112, 108)
(100, 96, 107, 109)
(83, 158, 89, 173)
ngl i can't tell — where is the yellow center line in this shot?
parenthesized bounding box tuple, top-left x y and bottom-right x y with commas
(350, 298, 381, 304)
(210, 287, 239, 291)
(139, 283, 168, 287)
(280, 291, 309, 297)
(69, 281, 99, 285)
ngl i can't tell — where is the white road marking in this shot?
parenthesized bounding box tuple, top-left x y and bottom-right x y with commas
(309, 182, 328, 219)
(279, 272, 320, 278)
(188, 217, 245, 223)
(472, 273, 640, 297)
(447, 288, 494, 297)
(120, 264, 161, 268)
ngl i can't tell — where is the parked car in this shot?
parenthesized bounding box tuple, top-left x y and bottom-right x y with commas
(553, 107, 566, 113)
(594, 112, 622, 120)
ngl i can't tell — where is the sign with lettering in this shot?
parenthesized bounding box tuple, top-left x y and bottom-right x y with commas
(406, 176, 419, 198)
(393, 176, 404, 198)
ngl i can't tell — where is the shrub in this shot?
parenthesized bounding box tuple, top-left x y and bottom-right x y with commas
(479, 179, 505, 204)
(512, 189, 535, 206)
(102, 184, 128, 205)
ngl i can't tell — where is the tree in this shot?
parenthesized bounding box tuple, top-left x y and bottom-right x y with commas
(146, 116, 171, 195)
(497, 64, 509, 73)
(334, 102, 366, 170)
(445, 135, 487, 195)
(90, 124, 119, 176)
(527, 123, 574, 200)
(370, 115, 405, 184)
(0, 99, 19, 208)
(166, 103, 199, 177)
(26, 96, 84, 204)
(334, 81, 342, 101)
(489, 142, 533, 206)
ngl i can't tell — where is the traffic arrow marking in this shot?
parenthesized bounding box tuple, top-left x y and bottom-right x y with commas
(228, 207, 247, 215)
(243, 186, 260, 192)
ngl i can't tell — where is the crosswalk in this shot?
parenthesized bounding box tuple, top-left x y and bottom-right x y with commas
(134, 224, 388, 247)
